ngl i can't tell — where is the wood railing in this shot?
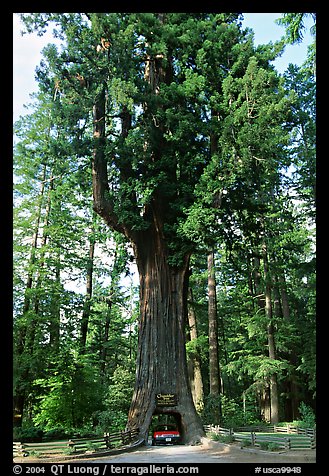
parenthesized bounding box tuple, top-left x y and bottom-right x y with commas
(204, 424, 316, 450)
(14, 428, 140, 458)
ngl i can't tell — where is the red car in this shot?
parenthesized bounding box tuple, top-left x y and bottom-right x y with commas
(152, 424, 181, 445)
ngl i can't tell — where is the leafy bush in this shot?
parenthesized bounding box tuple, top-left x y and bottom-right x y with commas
(297, 402, 316, 428)
(91, 365, 135, 434)
(220, 434, 235, 444)
(201, 394, 221, 424)
(240, 438, 252, 447)
(63, 446, 76, 455)
(13, 426, 44, 442)
(201, 394, 263, 428)
(267, 442, 281, 451)
(86, 441, 102, 452)
(212, 395, 262, 429)
(259, 441, 270, 450)
(257, 441, 280, 451)
(26, 450, 41, 458)
(210, 432, 235, 444)
(32, 352, 106, 432)
(43, 427, 69, 440)
(93, 410, 127, 434)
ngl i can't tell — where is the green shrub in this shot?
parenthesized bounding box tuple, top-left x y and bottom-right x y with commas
(241, 438, 252, 447)
(63, 446, 76, 455)
(298, 402, 316, 428)
(204, 395, 262, 429)
(26, 450, 41, 458)
(259, 441, 269, 450)
(267, 442, 281, 451)
(86, 441, 102, 452)
(210, 432, 235, 444)
(93, 410, 127, 434)
(13, 426, 44, 442)
(221, 435, 235, 444)
(43, 427, 69, 440)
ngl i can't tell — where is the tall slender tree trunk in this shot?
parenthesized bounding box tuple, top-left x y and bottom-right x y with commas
(49, 256, 61, 349)
(208, 250, 221, 395)
(262, 243, 279, 424)
(275, 269, 300, 421)
(80, 227, 95, 350)
(207, 249, 221, 423)
(100, 247, 119, 376)
(25, 175, 53, 355)
(253, 249, 279, 423)
(14, 167, 52, 426)
(187, 287, 204, 411)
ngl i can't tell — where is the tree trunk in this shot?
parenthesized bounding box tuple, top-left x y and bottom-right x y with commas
(207, 251, 221, 396)
(14, 167, 47, 426)
(276, 269, 300, 421)
(126, 231, 205, 444)
(91, 69, 204, 444)
(187, 287, 204, 411)
(49, 256, 61, 349)
(80, 232, 95, 350)
(207, 250, 221, 423)
(262, 243, 279, 424)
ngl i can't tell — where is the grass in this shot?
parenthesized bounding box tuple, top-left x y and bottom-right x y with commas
(210, 430, 312, 451)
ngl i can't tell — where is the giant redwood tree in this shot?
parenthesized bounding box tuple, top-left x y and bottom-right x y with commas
(20, 12, 291, 442)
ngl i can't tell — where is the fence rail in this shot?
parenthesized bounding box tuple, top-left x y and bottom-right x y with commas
(204, 424, 316, 450)
(13, 428, 140, 458)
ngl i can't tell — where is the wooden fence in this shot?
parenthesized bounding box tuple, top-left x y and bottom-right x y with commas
(13, 428, 140, 458)
(204, 424, 316, 450)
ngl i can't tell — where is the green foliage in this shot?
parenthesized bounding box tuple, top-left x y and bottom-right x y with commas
(185, 334, 209, 362)
(221, 396, 261, 428)
(276, 13, 316, 45)
(43, 427, 70, 440)
(107, 366, 135, 411)
(14, 13, 315, 433)
(13, 426, 44, 443)
(267, 442, 281, 451)
(295, 402, 316, 428)
(240, 438, 252, 447)
(32, 352, 106, 431)
(210, 432, 235, 444)
(91, 366, 135, 433)
(259, 441, 270, 450)
(201, 394, 222, 425)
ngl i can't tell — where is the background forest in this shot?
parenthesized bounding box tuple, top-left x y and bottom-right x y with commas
(13, 12, 316, 440)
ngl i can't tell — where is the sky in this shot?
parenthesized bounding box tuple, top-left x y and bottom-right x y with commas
(13, 13, 314, 122)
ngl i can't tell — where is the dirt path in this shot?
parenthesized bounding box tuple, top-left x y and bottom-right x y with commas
(67, 440, 316, 464)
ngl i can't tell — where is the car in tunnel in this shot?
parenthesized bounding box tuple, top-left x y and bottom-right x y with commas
(152, 424, 181, 445)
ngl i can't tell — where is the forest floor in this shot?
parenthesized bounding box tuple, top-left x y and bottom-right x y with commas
(14, 438, 316, 464)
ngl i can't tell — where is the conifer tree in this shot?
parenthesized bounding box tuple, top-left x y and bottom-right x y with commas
(18, 12, 311, 439)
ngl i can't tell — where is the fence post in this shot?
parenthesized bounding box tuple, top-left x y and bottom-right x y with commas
(104, 432, 110, 449)
(285, 438, 291, 450)
(251, 432, 255, 446)
(67, 439, 75, 453)
(21, 443, 27, 456)
(14, 442, 25, 457)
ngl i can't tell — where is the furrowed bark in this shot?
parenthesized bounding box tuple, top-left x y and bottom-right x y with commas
(126, 229, 205, 444)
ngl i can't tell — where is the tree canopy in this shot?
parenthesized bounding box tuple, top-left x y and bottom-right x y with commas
(13, 12, 316, 437)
